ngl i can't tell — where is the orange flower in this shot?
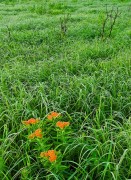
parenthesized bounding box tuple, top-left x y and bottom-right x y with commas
(22, 118, 39, 125)
(22, 121, 30, 125)
(56, 121, 70, 129)
(49, 155, 57, 162)
(28, 129, 42, 139)
(40, 152, 48, 157)
(47, 111, 61, 120)
(51, 112, 60, 117)
(34, 128, 42, 138)
(28, 133, 35, 139)
(47, 150, 57, 162)
(47, 114, 53, 120)
(40, 150, 57, 162)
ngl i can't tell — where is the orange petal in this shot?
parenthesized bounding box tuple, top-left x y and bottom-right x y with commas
(40, 150, 57, 162)
(28, 133, 35, 139)
(40, 152, 49, 157)
(22, 120, 30, 125)
(47, 150, 55, 156)
(34, 128, 42, 134)
(36, 133, 42, 138)
(47, 150, 57, 162)
(49, 155, 57, 162)
(44, 152, 49, 157)
(63, 122, 70, 126)
(47, 114, 53, 120)
(33, 129, 42, 138)
(28, 118, 39, 124)
(56, 121, 70, 129)
(51, 112, 60, 117)
(56, 121, 64, 129)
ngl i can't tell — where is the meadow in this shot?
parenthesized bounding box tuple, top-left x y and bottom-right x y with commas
(0, 0, 131, 179)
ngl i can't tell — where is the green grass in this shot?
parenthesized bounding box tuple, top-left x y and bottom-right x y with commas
(0, 0, 131, 179)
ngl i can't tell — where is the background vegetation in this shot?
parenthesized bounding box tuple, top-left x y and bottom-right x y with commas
(0, 0, 131, 179)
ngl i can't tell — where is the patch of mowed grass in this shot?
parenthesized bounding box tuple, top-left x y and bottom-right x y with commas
(0, 0, 131, 179)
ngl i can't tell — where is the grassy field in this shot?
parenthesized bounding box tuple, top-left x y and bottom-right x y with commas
(0, 0, 131, 179)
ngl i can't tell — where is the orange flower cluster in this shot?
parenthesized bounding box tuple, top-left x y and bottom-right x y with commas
(47, 111, 61, 120)
(22, 112, 70, 163)
(28, 129, 42, 139)
(22, 118, 39, 125)
(40, 150, 57, 162)
(56, 121, 70, 129)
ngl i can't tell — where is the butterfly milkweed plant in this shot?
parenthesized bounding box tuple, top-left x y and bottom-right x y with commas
(20, 112, 74, 179)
